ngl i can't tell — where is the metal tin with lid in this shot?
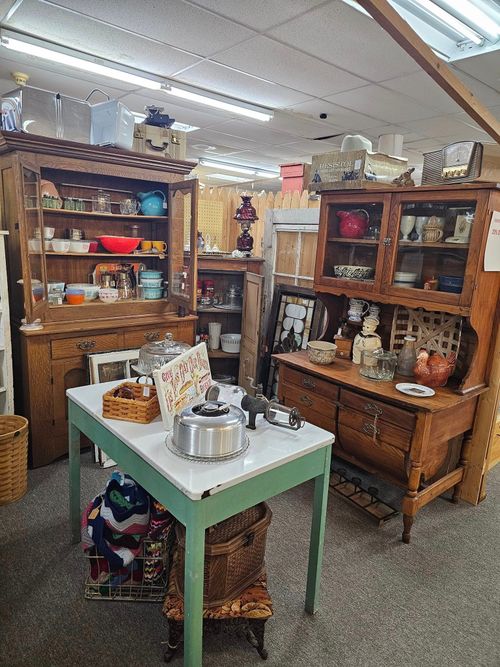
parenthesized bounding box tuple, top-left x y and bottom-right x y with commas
(132, 332, 190, 377)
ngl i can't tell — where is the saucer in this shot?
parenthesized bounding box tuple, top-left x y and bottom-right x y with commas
(395, 383, 435, 397)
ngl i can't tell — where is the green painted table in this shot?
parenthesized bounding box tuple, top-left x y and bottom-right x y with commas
(67, 381, 334, 666)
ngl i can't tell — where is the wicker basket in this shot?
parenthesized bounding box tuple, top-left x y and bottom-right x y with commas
(0, 415, 29, 505)
(390, 306, 462, 358)
(174, 503, 272, 608)
(102, 382, 160, 424)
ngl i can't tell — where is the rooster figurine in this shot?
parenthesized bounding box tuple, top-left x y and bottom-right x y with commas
(413, 349, 456, 388)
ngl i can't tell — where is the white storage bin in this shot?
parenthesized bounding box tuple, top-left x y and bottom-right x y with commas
(220, 334, 241, 354)
(90, 100, 134, 150)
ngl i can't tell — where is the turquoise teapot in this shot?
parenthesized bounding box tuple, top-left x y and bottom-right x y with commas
(136, 190, 167, 216)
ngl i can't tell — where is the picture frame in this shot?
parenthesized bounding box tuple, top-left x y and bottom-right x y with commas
(87, 348, 141, 467)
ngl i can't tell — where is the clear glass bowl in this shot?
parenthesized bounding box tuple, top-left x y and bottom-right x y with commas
(359, 349, 397, 381)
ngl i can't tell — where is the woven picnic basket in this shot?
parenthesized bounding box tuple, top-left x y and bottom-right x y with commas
(102, 382, 160, 424)
(0, 415, 29, 505)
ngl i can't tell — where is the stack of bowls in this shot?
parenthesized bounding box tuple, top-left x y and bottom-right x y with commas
(139, 270, 163, 300)
(66, 283, 99, 301)
(65, 287, 85, 305)
(393, 271, 418, 288)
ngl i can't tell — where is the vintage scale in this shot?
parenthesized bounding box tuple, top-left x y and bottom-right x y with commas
(422, 141, 500, 185)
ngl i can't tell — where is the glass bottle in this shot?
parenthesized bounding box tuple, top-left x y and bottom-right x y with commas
(396, 335, 417, 376)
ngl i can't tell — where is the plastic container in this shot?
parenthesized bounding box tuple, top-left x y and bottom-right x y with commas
(220, 333, 241, 353)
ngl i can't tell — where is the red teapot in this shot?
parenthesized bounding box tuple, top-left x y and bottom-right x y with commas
(337, 209, 369, 239)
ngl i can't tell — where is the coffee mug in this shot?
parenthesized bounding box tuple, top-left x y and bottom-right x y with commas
(152, 240, 167, 253)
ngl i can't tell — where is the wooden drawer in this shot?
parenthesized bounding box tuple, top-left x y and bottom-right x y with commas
(281, 366, 339, 402)
(282, 388, 335, 433)
(337, 423, 407, 483)
(339, 408, 412, 452)
(281, 382, 337, 421)
(339, 388, 415, 431)
(51, 333, 119, 360)
(124, 325, 178, 349)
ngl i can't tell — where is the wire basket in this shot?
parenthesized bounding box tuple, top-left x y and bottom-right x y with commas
(0, 416, 29, 505)
(84, 534, 173, 602)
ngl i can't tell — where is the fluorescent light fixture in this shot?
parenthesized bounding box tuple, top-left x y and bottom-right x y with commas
(132, 112, 199, 132)
(256, 171, 279, 178)
(411, 0, 483, 44)
(199, 159, 255, 175)
(439, 0, 500, 41)
(207, 173, 249, 182)
(165, 84, 273, 122)
(1, 35, 164, 89)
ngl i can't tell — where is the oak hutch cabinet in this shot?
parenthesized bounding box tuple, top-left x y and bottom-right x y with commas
(277, 183, 500, 542)
(0, 132, 198, 467)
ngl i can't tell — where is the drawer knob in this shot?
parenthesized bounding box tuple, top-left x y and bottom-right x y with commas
(302, 377, 316, 389)
(76, 340, 96, 351)
(362, 421, 380, 437)
(364, 402, 383, 417)
(299, 394, 313, 407)
(144, 331, 161, 342)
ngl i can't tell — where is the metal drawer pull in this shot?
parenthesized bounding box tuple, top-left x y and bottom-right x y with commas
(362, 421, 380, 437)
(302, 377, 316, 389)
(77, 340, 96, 351)
(364, 402, 383, 416)
(300, 395, 313, 407)
(144, 331, 161, 341)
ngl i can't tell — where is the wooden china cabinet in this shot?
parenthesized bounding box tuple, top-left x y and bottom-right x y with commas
(0, 132, 199, 467)
(276, 183, 500, 543)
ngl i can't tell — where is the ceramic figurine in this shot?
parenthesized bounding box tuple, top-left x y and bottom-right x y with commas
(413, 349, 456, 387)
(352, 316, 382, 364)
(392, 167, 415, 187)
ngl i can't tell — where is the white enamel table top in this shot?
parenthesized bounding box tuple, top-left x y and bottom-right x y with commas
(67, 381, 334, 501)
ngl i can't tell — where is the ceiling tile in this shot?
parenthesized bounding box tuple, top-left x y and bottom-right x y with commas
(4, 0, 203, 76)
(186, 0, 326, 31)
(214, 35, 367, 97)
(453, 51, 500, 93)
(188, 128, 259, 149)
(269, 110, 343, 139)
(407, 115, 487, 139)
(277, 139, 342, 154)
(324, 85, 440, 124)
(175, 61, 310, 108)
(286, 99, 385, 131)
(0, 0, 18, 20)
(451, 69, 500, 106)
(267, 1, 420, 82)
(203, 119, 294, 144)
(380, 72, 462, 114)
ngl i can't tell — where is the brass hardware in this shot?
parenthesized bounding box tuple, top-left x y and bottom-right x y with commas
(300, 395, 313, 407)
(383, 237, 392, 246)
(362, 421, 380, 436)
(302, 377, 316, 389)
(364, 402, 383, 416)
(144, 331, 160, 341)
(76, 340, 96, 351)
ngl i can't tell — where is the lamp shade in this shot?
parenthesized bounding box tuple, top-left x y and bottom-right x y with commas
(234, 195, 258, 222)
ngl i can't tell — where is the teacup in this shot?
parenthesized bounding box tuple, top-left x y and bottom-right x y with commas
(141, 240, 167, 253)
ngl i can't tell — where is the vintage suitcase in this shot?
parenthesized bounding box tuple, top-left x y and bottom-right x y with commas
(133, 123, 187, 160)
(174, 502, 272, 607)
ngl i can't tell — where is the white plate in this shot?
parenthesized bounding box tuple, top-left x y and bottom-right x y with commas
(395, 383, 435, 397)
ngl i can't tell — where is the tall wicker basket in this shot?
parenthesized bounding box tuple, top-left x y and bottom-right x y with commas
(0, 415, 29, 505)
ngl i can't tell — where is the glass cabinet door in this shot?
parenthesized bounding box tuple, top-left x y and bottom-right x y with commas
(168, 179, 198, 313)
(317, 194, 389, 291)
(19, 163, 49, 320)
(386, 193, 481, 304)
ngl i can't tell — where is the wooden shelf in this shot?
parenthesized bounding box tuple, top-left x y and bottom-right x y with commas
(398, 241, 470, 249)
(327, 237, 378, 245)
(42, 208, 168, 221)
(197, 307, 242, 314)
(48, 297, 165, 309)
(45, 251, 167, 258)
(207, 350, 240, 358)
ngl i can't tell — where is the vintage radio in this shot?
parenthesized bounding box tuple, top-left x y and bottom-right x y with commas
(422, 141, 500, 185)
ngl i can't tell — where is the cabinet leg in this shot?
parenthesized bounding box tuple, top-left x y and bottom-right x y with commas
(402, 515, 414, 544)
(452, 431, 473, 504)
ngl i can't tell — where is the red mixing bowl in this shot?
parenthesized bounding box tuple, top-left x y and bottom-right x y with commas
(96, 235, 143, 254)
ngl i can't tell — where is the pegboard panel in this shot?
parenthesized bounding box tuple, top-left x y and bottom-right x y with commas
(185, 199, 224, 248)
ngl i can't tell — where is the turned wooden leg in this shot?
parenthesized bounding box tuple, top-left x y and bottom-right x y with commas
(452, 431, 473, 504)
(247, 619, 268, 660)
(164, 620, 183, 663)
(402, 514, 414, 544)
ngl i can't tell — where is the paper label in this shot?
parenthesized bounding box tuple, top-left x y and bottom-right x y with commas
(143, 386, 150, 398)
(484, 211, 500, 272)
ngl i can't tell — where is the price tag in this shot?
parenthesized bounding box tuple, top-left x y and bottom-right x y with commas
(143, 386, 150, 398)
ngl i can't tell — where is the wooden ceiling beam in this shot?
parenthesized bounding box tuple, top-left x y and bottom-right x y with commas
(356, 0, 500, 144)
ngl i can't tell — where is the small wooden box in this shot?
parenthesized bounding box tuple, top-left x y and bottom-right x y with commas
(334, 337, 353, 359)
(102, 381, 160, 424)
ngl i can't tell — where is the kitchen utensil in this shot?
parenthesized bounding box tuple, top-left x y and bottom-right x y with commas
(348, 298, 370, 322)
(98, 272, 114, 289)
(220, 333, 241, 353)
(132, 332, 191, 378)
(152, 240, 167, 253)
(69, 240, 90, 253)
(92, 190, 111, 214)
(333, 265, 374, 280)
(67, 283, 99, 301)
(136, 190, 167, 216)
(205, 383, 246, 409)
(359, 348, 397, 380)
(168, 401, 248, 462)
(438, 275, 464, 293)
(116, 269, 134, 300)
(120, 199, 139, 215)
(92, 262, 144, 287)
(98, 288, 119, 303)
(227, 284, 243, 308)
(395, 382, 435, 397)
(140, 277, 163, 287)
(208, 322, 222, 350)
(265, 401, 304, 430)
(142, 287, 163, 300)
(50, 239, 70, 253)
(96, 235, 142, 254)
(336, 209, 369, 239)
(307, 341, 337, 365)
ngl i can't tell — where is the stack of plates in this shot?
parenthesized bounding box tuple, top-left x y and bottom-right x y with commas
(394, 271, 418, 288)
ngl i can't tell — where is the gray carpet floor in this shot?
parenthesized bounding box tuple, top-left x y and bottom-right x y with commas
(1, 452, 499, 667)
